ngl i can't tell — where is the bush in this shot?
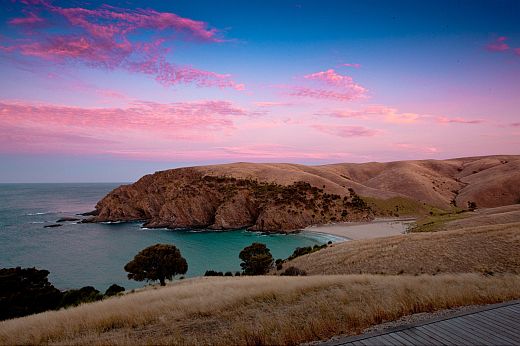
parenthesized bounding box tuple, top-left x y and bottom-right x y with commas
(224, 272, 233, 277)
(234, 271, 241, 276)
(280, 267, 307, 276)
(204, 270, 223, 276)
(104, 284, 125, 297)
(60, 286, 103, 307)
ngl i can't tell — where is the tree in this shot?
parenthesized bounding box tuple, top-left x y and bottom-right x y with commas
(0, 267, 62, 320)
(467, 201, 477, 211)
(124, 244, 188, 286)
(239, 243, 274, 275)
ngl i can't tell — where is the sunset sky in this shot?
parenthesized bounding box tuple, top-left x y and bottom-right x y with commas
(1, 0, 519, 182)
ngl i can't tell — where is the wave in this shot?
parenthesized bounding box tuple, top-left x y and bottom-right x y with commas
(29, 221, 45, 224)
(25, 212, 52, 216)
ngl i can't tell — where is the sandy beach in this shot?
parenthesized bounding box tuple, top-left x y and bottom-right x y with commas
(305, 217, 415, 240)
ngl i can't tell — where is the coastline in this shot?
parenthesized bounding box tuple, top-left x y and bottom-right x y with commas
(304, 217, 415, 240)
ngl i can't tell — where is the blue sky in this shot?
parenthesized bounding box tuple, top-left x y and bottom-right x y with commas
(0, 0, 519, 182)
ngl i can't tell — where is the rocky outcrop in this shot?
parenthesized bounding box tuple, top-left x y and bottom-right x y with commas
(90, 168, 373, 233)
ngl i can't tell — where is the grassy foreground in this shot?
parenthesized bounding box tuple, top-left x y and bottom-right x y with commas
(1, 274, 520, 345)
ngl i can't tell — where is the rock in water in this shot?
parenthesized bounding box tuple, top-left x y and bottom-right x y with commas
(56, 217, 80, 222)
(44, 224, 63, 228)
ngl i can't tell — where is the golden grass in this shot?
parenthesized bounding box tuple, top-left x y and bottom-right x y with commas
(409, 211, 469, 232)
(364, 196, 446, 218)
(1, 274, 520, 345)
(410, 205, 520, 232)
(285, 222, 520, 275)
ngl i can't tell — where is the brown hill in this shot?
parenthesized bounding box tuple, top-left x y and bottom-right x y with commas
(89, 155, 520, 232)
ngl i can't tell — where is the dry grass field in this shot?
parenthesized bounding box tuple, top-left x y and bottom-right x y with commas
(197, 155, 520, 209)
(1, 274, 520, 345)
(284, 222, 520, 275)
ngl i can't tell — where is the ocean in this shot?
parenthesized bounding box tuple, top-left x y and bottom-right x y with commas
(0, 183, 338, 291)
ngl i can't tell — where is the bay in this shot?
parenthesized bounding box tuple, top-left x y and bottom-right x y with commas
(0, 183, 338, 291)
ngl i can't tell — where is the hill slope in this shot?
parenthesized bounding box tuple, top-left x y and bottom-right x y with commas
(281, 215, 520, 276)
(89, 155, 520, 232)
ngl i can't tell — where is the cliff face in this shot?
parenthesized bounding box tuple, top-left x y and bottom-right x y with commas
(90, 168, 373, 232)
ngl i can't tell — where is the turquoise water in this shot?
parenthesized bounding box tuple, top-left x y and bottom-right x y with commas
(0, 183, 338, 291)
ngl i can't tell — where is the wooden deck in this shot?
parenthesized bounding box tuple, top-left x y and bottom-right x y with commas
(322, 300, 520, 346)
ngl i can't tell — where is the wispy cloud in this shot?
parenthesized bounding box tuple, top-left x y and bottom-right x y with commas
(0, 99, 250, 155)
(435, 116, 483, 124)
(342, 63, 361, 68)
(486, 36, 509, 52)
(285, 69, 367, 102)
(324, 105, 422, 124)
(3, 2, 244, 89)
(322, 105, 484, 125)
(311, 124, 380, 137)
(253, 101, 292, 107)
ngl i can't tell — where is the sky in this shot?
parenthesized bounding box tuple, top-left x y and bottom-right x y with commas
(0, 0, 519, 182)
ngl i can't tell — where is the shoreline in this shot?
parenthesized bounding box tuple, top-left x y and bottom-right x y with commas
(304, 217, 416, 240)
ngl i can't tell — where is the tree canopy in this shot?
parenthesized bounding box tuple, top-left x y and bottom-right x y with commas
(0, 267, 62, 320)
(239, 243, 274, 275)
(124, 244, 188, 286)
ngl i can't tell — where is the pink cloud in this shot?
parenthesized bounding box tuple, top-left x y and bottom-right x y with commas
(4, 2, 244, 89)
(486, 36, 509, 52)
(515, 48, 520, 57)
(511, 122, 520, 127)
(325, 105, 422, 124)
(311, 124, 380, 137)
(435, 116, 483, 124)
(215, 144, 354, 161)
(0, 99, 249, 154)
(285, 69, 367, 102)
(253, 101, 292, 107)
(394, 143, 439, 154)
(8, 12, 44, 25)
(343, 63, 361, 68)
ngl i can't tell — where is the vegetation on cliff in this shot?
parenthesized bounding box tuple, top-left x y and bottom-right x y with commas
(91, 171, 373, 232)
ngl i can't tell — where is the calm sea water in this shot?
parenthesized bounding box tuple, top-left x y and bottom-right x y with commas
(0, 183, 339, 291)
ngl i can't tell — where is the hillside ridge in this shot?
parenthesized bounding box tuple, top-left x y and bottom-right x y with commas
(89, 155, 520, 232)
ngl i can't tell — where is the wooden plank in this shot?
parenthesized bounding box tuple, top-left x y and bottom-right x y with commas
(436, 320, 482, 345)
(482, 306, 520, 321)
(415, 326, 453, 345)
(384, 333, 419, 346)
(433, 321, 474, 346)
(349, 341, 367, 346)
(466, 311, 520, 338)
(504, 304, 520, 313)
(462, 315, 519, 344)
(446, 317, 509, 345)
(374, 334, 401, 346)
(420, 324, 462, 345)
(484, 308, 520, 325)
(400, 328, 438, 345)
(473, 312, 520, 336)
(386, 331, 416, 346)
(356, 337, 379, 346)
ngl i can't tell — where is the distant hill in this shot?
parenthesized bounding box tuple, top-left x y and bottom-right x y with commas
(88, 155, 520, 232)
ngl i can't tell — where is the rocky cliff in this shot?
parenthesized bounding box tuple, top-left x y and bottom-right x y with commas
(88, 168, 373, 232)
